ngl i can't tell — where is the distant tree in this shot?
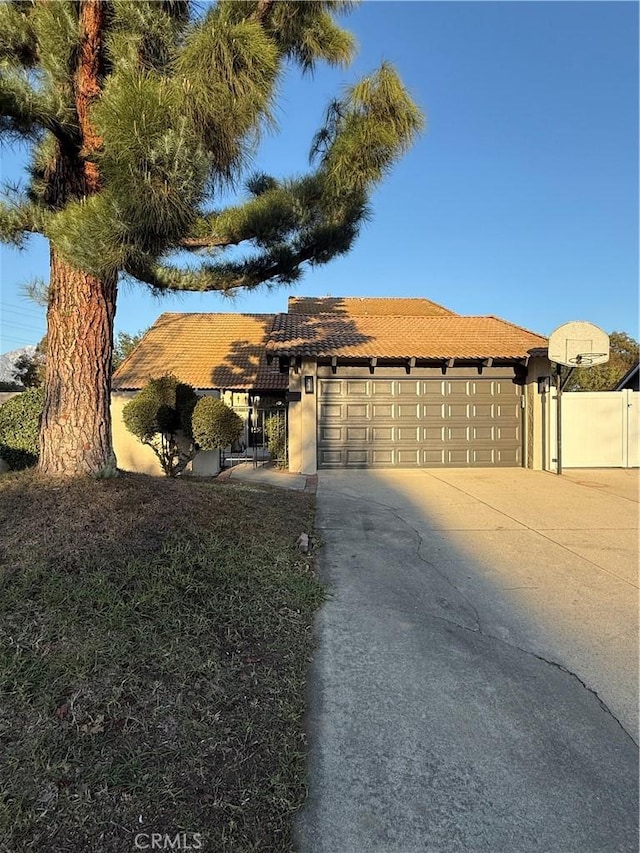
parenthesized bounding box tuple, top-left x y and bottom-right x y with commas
(12, 337, 47, 388)
(564, 331, 639, 391)
(0, 0, 423, 477)
(112, 329, 148, 373)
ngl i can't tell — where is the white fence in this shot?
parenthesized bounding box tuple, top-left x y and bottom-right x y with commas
(546, 389, 639, 469)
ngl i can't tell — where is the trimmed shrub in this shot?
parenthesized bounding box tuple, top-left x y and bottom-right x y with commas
(192, 397, 243, 450)
(122, 375, 199, 477)
(0, 388, 44, 470)
(264, 411, 287, 468)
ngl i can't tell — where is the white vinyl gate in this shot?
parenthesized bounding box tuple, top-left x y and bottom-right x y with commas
(554, 390, 639, 468)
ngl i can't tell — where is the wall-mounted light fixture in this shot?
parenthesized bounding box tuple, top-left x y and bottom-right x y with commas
(537, 376, 550, 394)
(304, 375, 314, 394)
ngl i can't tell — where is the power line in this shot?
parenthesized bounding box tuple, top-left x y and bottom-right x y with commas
(0, 335, 35, 349)
(2, 312, 45, 325)
(1, 320, 45, 334)
(0, 304, 46, 319)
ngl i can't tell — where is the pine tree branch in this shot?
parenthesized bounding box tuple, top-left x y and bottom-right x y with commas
(252, 1, 276, 25)
(180, 234, 237, 250)
(0, 71, 79, 145)
(126, 242, 324, 294)
(0, 198, 45, 245)
(178, 174, 360, 252)
(0, 3, 38, 67)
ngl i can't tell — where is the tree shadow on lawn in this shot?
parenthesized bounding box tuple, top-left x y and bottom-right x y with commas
(0, 470, 323, 853)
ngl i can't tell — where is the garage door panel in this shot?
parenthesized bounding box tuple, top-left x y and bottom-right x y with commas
(446, 426, 470, 441)
(320, 381, 342, 396)
(422, 448, 446, 465)
(447, 381, 470, 395)
(496, 426, 520, 441)
(347, 426, 368, 442)
(495, 447, 520, 465)
(320, 403, 342, 419)
(317, 377, 522, 468)
(372, 449, 394, 464)
(423, 425, 445, 441)
(372, 403, 393, 418)
(396, 449, 420, 465)
(447, 448, 470, 465)
(372, 426, 393, 441)
(346, 381, 369, 396)
(346, 403, 368, 418)
(423, 403, 446, 418)
(472, 448, 495, 464)
(318, 449, 343, 466)
(496, 403, 520, 419)
(398, 403, 419, 418)
(447, 403, 469, 418)
(397, 426, 419, 441)
(472, 426, 494, 441)
(372, 381, 394, 395)
(471, 403, 493, 418)
(320, 426, 342, 441)
(470, 382, 493, 396)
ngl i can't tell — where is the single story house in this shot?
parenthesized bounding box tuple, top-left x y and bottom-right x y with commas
(112, 296, 552, 475)
(111, 313, 287, 475)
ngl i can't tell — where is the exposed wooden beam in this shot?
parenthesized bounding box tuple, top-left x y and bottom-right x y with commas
(331, 356, 338, 375)
(447, 358, 455, 368)
(405, 356, 416, 374)
(485, 357, 493, 368)
(369, 357, 377, 374)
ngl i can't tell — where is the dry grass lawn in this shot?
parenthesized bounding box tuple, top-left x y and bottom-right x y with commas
(0, 470, 323, 852)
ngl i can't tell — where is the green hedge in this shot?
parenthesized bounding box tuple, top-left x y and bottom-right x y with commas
(192, 397, 243, 450)
(0, 388, 44, 470)
(264, 412, 287, 468)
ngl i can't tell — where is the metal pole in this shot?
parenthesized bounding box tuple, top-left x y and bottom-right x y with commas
(555, 365, 562, 475)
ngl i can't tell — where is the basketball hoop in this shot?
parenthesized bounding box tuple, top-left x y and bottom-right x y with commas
(567, 352, 608, 366)
(548, 322, 610, 368)
(547, 321, 610, 477)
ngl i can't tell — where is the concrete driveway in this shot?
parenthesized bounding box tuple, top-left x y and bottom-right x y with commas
(296, 468, 639, 853)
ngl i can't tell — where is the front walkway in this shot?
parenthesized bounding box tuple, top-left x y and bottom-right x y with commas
(216, 461, 313, 492)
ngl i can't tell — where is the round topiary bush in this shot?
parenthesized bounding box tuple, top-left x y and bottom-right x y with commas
(192, 397, 243, 450)
(122, 375, 199, 477)
(0, 388, 44, 470)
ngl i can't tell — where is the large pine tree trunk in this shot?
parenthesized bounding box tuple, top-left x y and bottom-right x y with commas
(38, 0, 116, 476)
(39, 249, 118, 476)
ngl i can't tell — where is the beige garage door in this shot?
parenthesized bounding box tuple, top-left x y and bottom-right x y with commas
(317, 377, 523, 468)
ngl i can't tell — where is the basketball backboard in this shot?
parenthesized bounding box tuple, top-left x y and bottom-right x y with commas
(548, 321, 609, 367)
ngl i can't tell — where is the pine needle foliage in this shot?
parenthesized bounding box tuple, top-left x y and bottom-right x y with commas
(1, 0, 424, 293)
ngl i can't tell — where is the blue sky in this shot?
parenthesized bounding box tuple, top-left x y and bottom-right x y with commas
(1, 0, 638, 352)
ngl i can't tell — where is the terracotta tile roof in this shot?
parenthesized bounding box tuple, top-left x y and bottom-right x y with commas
(112, 313, 287, 391)
(287, 296, 456, 316)
(266, 313, 547, 360)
